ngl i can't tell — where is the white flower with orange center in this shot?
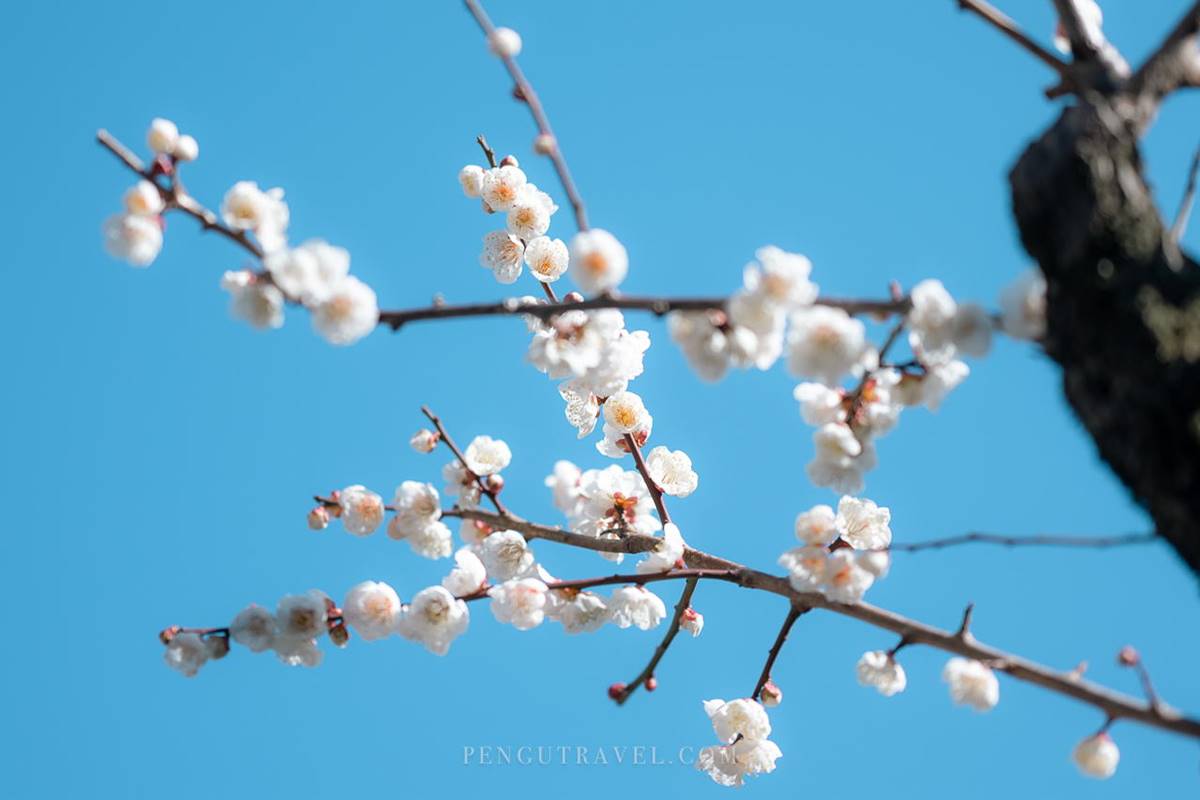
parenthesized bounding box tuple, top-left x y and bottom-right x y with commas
(397, 586, 469, 656)
(480, 230, 525, 284)
(339, 484, 385, 535)
(459, 164, 485, 198)
(524, 236, 569, 282)
(603, 390, 648, 434)
(312, 275, 377, 346)
(569, 228, 628, 294)
(786, 305, 866, 385)
(342, 580, 401, 641)
(489, 578, 549, 630)
(480, 165, 527, 211)
(464, 435, 511, 476)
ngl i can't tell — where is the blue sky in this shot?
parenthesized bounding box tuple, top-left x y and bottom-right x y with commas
(3, 0, 1199, 797)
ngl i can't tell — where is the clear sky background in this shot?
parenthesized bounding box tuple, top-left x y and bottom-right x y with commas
(3, 1, 1199, 797)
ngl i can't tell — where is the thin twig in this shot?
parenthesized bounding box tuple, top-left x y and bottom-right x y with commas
(956, 0, 1072, 80)
(1172, 143, 1200, 242)
(614, 576, 700, 705)
(888, 531, 1157, 553)
(421, 405, 510, 516)
(463, 0, 590, 231)
(452, 506, 1200, 741)
(624, 433, 671, 525)
(752, 604, 805, 700)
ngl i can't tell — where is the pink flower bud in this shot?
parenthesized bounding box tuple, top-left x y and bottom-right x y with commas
(307, 506, 331, 531)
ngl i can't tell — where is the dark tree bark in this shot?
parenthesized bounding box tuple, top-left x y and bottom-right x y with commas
(1003, 2, 1200, 574)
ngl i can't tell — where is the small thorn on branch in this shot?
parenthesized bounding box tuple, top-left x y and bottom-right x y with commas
(476, 134, 497, 168)
(956, 602, 975, 641)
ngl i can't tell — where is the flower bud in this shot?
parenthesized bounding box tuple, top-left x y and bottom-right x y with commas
(486, 474, 505, 493)
(499, 154, 520, 168)
(645, 676, 658, 692)
(760, 681, 783, 707)
(680, 607, 704, 637)
(307, 506, 331, 531)
(174, 134, 200, 162)
(410, 428, 440, 453)
(487, 26, 522, 58)
(158, 625, 182, 645)
(147, 117, 179, 155)
(329, 622, 350, 647)
(1117, 645, 1139, 667)
(533, 134, 557, 155)
(607, 682, 626, 701)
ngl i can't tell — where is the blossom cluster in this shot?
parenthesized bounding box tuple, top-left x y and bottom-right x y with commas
(696, 699, 782, 787)
(102, 118, 378, 346)
(778, 496, 892, 603)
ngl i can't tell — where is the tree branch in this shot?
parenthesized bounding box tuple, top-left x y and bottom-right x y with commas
(1128, 1, 1200, 110)
(1172, 142, 1200, 242)
(751, 604, 805, 700)
(421, 405, 510, 516)
(613, 576, 699, 705)
(463, 0, 590, 231)
(451, 506, 1200, 740)
(887, 531, 1157, 553)
(955, 0, 1071, 81)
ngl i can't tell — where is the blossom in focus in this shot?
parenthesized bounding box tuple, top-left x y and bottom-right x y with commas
(705, 698, 772, 743)
(442, 547, 488, 596)
(524, 236, 569, 283)
(342, 580, 402, 641)
(552, 590, 609, 634)
(645, 446, 699, 497)
(464, 435, 512, 476)
(479, 529, 535, 581)
(489, 577, 549, 630)
(459, 165, 485, 198)
(339, 485, 385, 536)
(480, 230, 525, 284)
(680, 607, 704, 637)
(480, 165, 527, 211)
(835, 495, 891, 550)
(397, 585, 470, 656)
(608, 585, 667, 630)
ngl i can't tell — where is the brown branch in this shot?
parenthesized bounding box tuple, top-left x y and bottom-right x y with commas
(455, 567, 739, 603)
(379, 294, 908, 330)
(956, 0, 1072, 80)
(751, 604, 805, 700)
(421, 405, 510, 516)
(463, 0, 590, 231)
(887, 531, 1157, 553)
(453, 506, 1200, 741)
(624, 433, 671, 525)
(96, 129, 264, 259)
(613, 576, 699, 705)
(1128, 1, 1200, 111)
(475, 134, 497, 169)
(1172, 143, 1200, 241)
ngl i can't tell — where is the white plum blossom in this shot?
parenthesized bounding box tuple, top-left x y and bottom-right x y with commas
(506, 184, 555, 240)
(680, 607, 704, 637)
(794, 382, 844, 426)
(759, 682, 783, 707)
(821, 548, 875, 603)
(597, 419, 651, 458)
(560, 381, 601, 438)
(787, 306, 867, 384)
(523, 236, 569, 282)
(551, 590, 609, 634)
(575, 466, 662, 541)
(706, 697, 771, 743)
(392, 481, 441, 527)
(528, 309, 648, 398)
(174, 134, 199, 162)
(263, 239, 350, 305)
(637, 523, 685, 574)
(835, 495, 892, 550)
(645, 446, 699, 497)
(779, 544, 828, 592)
(480, 230, 525, 284)
(103, 213, 163, 267)
(727, 289, 787, 370)
(480, 165, 527, 211)
(342, 580, 402, 641)
(147, 117, 179, 154)
(339, 485, 385, 536)
(312, 276, 378, 346)
(442, 548, 488, 596)
(164, 632, 208, 677)
(1000, 268, 1047, 340)
(230, 604, 277, 652)
(489, 578, 549, 630)
(856, 650, 907, 696)
(410, 428, 439, 453)
(603, 390, 649, 434)
(743, 246, 818, 310)
(220, 181, 289, 252)
(545, 459, 583, 514)
(1073, 733, 1119, 779)
(443, 460, 482, 509)
(273, 635, 323, 667)
(908, 279, 959, 361)
(794, 504, 838, 546)
(220, 270, 284, 330)
(480, 529, 535, 581)
(668, 311, 733, 381)
(951, 302, 993, 357)
(569, 228, 628, 294)
(607, 585, 667, 630)
(806, 422, 875, 495)
(858, 549, 891, 577)
(464, 435, 511, 476)
(487, 26, 522, 58)
(943, 657, 1000, 711)
(697, 738, 782, 787)
(459, 164, 485, 198)
(394, 518, 453, 559)
(124, 180, 164, 216)
(275, 590, 328, 640)
(397, 585, 469, 656)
